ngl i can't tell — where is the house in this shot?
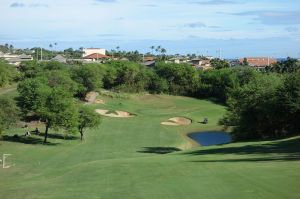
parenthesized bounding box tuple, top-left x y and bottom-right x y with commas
(142, 61, 156, 67)
(190, 58, 211, 66)
(0, 52, 19, 60)
(52, 55, 67, 63)
(83, 53, 109, 62)
(190, 58, 212, 70)
(4, 53, 33, 66)
(144, 56, 155, 62)
(120, 57, 129, 61)
(166, 56, 189, 64)
(190, 58, 202, 65)
(82, 48, 106, 57)
(239, 57, 277, 69)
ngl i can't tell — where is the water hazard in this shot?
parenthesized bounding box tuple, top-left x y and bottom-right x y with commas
(188, 131, 232, 146)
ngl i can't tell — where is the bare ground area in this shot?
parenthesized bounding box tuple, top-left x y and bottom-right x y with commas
(85, 92, 105, 104)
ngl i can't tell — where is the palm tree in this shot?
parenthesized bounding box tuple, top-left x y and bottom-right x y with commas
(161, 48, 166, 54)
(49, 44, 53, 58)
(9, 44, 14, 53)
(150, 46, 155, 55)
(155, 46, 161, 54)
(54, 43, 57, 51)
(161, 48, 167, 61)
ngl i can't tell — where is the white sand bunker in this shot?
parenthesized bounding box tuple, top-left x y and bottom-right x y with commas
(95, 109, 135, 118)
(85, 92, 105, 104)
(161, 117, 192, 126)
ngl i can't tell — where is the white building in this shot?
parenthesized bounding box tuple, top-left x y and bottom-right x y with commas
(82, 48, 106, 57)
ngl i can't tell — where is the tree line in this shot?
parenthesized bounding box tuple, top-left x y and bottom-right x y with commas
(0, 58, 299, 142)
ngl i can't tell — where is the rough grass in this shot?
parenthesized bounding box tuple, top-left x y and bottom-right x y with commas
(0, 93, 299, 199)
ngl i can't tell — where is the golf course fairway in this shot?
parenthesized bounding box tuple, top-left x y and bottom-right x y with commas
(0, 93, 299, 199)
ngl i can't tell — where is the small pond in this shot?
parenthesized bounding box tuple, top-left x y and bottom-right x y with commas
(188, 131, 232, 146)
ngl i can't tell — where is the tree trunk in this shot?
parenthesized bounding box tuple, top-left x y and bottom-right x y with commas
(43, 124, 49, 144)
(80, 128, 84, 140)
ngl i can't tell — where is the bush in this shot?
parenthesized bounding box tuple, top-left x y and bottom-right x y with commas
(0, 61, 17, 87)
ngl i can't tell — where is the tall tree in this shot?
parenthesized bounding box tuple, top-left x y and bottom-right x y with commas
(210, 58, 230, 69)
(37, 87, 78, 144)
(0, 97, 19, 137)
(150, 46, 155, 55)
(78, 106, 101, 140)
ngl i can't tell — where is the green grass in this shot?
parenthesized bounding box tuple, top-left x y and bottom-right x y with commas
(0, 94, 299, 199)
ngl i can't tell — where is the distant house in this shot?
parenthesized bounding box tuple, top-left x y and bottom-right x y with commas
(166, 57, 189, 64)
(0, 52, 19, 60)
(142, 61, 156, 67)
(239, 57, 277, 69)
(82, 48, 106, 57)
(144, 56, 155, 62)
(190, 58, 212, 70)
(190, 58, 202, 66)
(120, 57, 129, 61)
(83, 53, 109, 62)
(52, 55, 67, 63)
(3, 53, 33, 66)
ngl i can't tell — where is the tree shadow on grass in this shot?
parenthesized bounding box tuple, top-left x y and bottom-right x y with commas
(138, 147, 181, 154)
(184, 137, 300, 162)
(1, 135, 59, 146)
(36, 133, 78, 140)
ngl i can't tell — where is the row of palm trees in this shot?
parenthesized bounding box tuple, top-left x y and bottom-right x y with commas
(150, 45, 167, 56)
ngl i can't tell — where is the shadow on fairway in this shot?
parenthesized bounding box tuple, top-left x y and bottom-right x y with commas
(36, 133, 78, 140)
(138, 147, 181, 154)
(185, 137, 300, 162)
(1, 135, 59, 146)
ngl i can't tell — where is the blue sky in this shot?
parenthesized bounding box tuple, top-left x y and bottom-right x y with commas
(0, 0, 300, 58)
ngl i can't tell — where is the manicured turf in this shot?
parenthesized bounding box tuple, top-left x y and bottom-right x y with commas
(0, 93, 299, 199)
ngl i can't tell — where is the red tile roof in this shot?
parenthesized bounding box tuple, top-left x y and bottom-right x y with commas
(239, 57, 277, 67)
(83, 53, 109, 59)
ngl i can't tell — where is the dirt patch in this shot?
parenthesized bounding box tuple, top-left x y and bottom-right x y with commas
(85, 92, 105, 104)
(95, 109, 135, 118)
(161, 117, 192, 126)
(94, 99, 105, 104)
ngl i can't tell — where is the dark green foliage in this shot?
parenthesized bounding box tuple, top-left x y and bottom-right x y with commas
(17, 65, 80, 143)
(103, 61, 151, 92)
(148, 72, 169, 94)
(267, 57, 300, 73)
(63, 48, 83, 59)
(17, 77, 51, 115)
(199, 69, 239, 102)
(71, 64, 105, 97)
(221, 72, 300, 140)
(242, 58, 249, 66)
(210, 59, 230, 69)
(38, 87, 78, 143)
(19, 61, 42, 79)
(78, 106, 101, 140)
(0, 61, 18, 87)
(0, 96, 19, 136)
(154, 62, 199, 95)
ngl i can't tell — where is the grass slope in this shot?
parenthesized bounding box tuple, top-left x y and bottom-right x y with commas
(0, 93, 299, 199)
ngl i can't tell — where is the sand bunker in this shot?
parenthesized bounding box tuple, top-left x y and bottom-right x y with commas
(85, 92, 105, 104)
(161, 117, 192, 126)
(94, 99, 105, 104)
(95, 109, 134, 118)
